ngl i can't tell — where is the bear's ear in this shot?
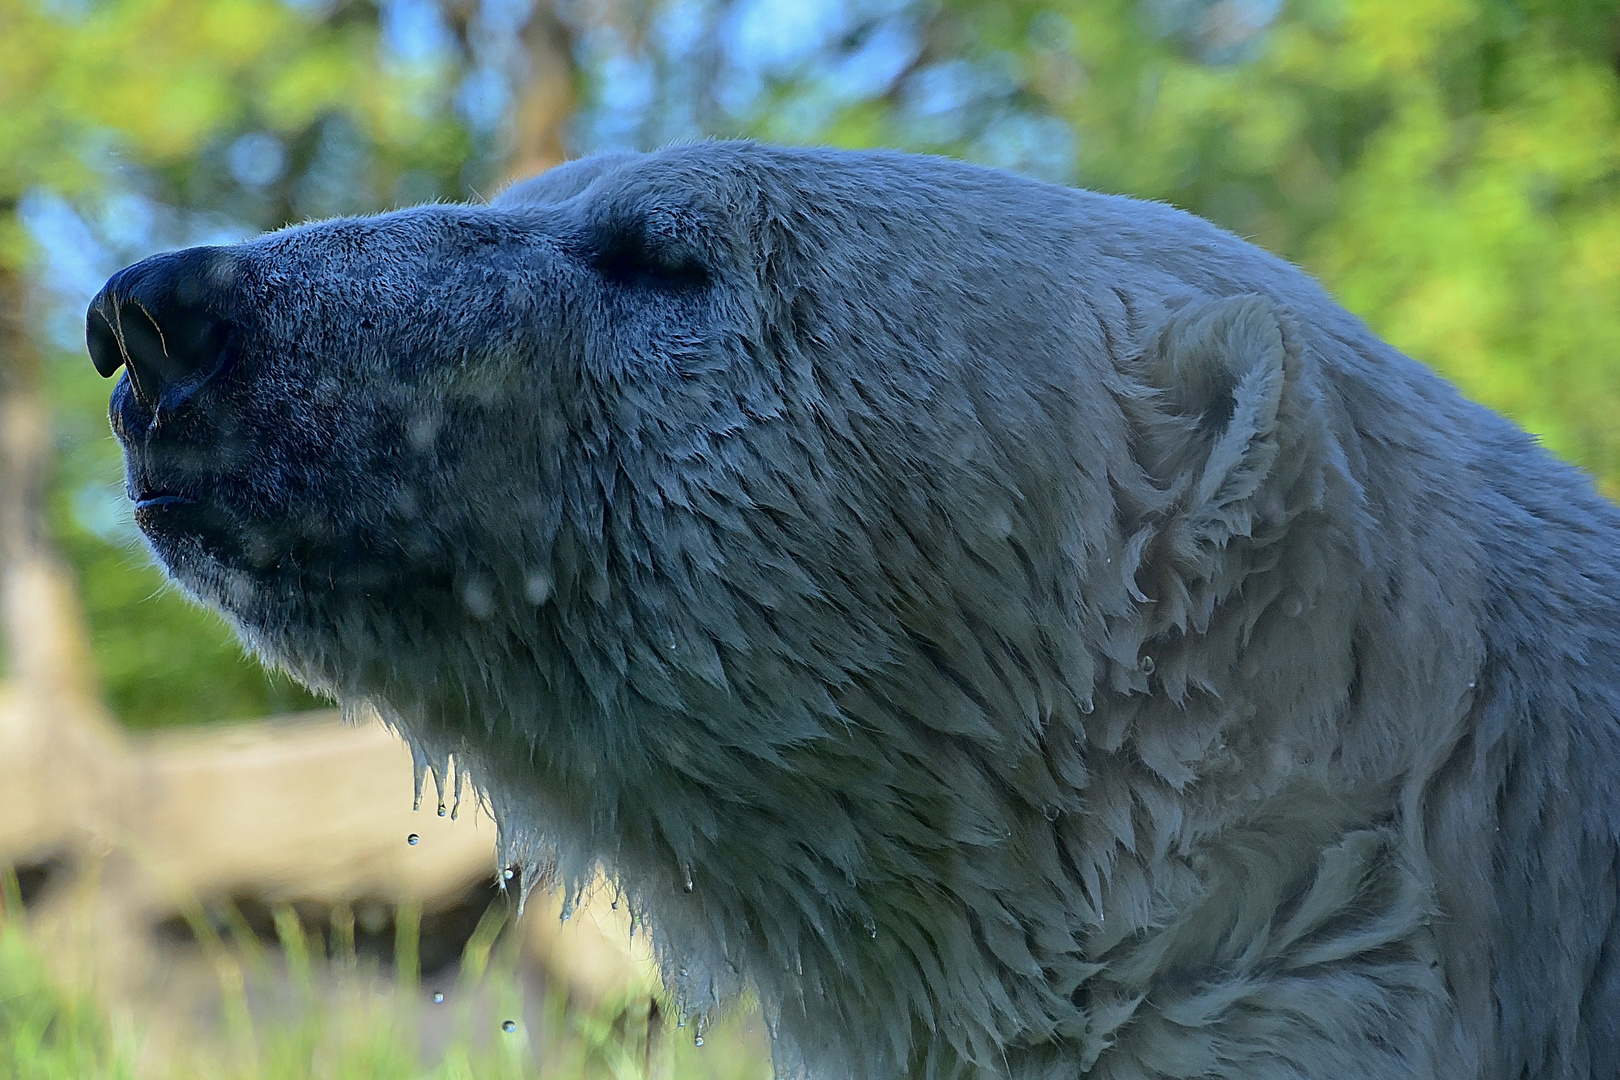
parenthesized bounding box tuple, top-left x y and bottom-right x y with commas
(1123, 293, 1323, 634)
(582, 202, 711, 292)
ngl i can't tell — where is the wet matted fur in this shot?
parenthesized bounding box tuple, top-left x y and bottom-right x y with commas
(92, 142, 1620, 1079)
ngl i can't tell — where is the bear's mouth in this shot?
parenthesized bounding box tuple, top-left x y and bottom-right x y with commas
(133, 491, 194, 511)
(128, 467, 443, 600)
(129, 483, 243, 559)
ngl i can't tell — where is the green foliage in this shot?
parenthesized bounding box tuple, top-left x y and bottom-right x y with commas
(0, 0, 473, 229)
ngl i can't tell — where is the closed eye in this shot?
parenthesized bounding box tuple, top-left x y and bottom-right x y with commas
(590, 238, 710, 292)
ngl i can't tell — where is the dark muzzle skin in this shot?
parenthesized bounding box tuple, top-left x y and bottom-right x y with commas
(82, 143, 1620, 1080)
(89, 246, 250, 554)
(87, 245, 242, 413)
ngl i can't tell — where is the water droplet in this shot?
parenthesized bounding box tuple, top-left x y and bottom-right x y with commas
(502, 1020, 517, 1033)
(503, 868, 515, 880)
(677, 1017, 687, 1029)
(432, 992, 445, 1004)
(694, 1036, 705, 1047)
(524, 572, 552, 605)
(407, 833, 420, 846)
(1043, 804, 1060, 821)
(1139, 654, 1155, 675)
(437, 804, 447, 817)
(462, 580, 496, 620)
(682, 865, 694, 893)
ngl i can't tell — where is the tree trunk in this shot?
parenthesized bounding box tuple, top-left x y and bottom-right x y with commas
(504, 4, 577, 183)
(0, 263, 101, 706)
(0, 253, 127, 863)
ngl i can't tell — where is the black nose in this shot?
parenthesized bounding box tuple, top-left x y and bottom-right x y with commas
(87, 246, 240, 410)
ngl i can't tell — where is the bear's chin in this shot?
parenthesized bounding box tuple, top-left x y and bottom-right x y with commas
(134, 495, 240, 562)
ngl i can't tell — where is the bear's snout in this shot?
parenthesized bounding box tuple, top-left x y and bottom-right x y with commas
(87, 245, 244, 419)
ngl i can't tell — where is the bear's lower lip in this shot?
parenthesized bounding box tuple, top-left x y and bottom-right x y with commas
(134, 493, 195, 511)
(131, 491, 235, 553)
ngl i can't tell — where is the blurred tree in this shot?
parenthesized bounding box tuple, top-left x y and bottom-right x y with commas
(498, 1, 578, 180)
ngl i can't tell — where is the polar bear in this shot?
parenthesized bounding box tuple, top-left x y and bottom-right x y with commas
(88, 142, 1620, 1079)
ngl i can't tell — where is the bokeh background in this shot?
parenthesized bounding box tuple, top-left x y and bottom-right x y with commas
(0, 0, 1616, 1075)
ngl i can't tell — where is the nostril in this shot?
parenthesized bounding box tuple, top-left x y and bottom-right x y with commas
(86, 307, 124, 378)
(86, 246, 240, 411)
(119, 301, 169, 406)
(123, 298, 231, 401)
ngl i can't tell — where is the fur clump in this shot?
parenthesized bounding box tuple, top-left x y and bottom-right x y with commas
(102, 142, 1620, 1079)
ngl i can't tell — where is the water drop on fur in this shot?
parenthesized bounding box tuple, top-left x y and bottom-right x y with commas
(407, 833, 420, 846)
(524, 572, 552, 605)
(682, 865, 695, 892)
(437, 803, 447, 817)
(405, 410, 440, 451)
(462, 579, 495, 620)
(694, 1035, 705, 1047)
(432, 992, 444, 1004)
(502, 1020, 517, 1033)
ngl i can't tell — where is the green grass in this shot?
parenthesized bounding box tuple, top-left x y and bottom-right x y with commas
(0, 874, 768, 1080)
(0, 915, 135, 1080)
